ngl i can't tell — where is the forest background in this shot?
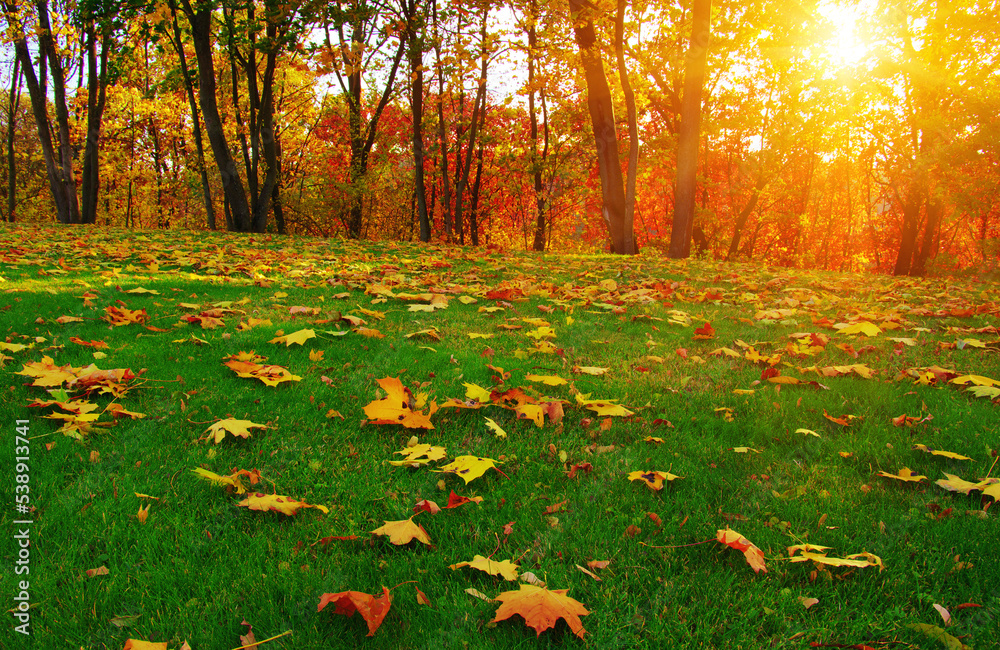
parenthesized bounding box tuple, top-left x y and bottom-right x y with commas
(2, 0, 998, 276)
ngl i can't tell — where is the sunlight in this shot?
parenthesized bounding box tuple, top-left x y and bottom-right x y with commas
(816, 0, 872, 67)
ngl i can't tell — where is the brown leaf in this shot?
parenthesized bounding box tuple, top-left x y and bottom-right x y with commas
(85, 565, 109, 578)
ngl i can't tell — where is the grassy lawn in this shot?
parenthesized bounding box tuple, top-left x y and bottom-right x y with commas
(2, 225, 998, 649)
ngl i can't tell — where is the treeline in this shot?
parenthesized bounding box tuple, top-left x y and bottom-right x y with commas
(2, 0, 998, 275)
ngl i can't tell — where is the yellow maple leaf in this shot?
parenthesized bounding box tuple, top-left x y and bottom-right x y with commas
(572, 365, 609, 376)
(936, 473, 998, 495)
(388, 443, 447, 467)
(525, 326, 555, 340)
(837, 321, 882, 337)
(203, 419, 268, 444)
(123, 640, 169, 650)
(269, 328, 316, 346)
(450, 555, 520, 580)
(789, 549, 882, 570)
(485, 417, 508, 439)
(878, 467, 927, 483)
(433, 455, 501, 484)
(192, 467, 260, 494)
(525, 373, 567, 386)
(628, 470, 682, 490)
(371, 517, 431, 545)
(912, 444, 971, 461)
(463, 382, 492, 403)
(237, 492, 328, 516)
(363, 377, 436, 429)
(950, 374, 1000, 387)
(575, 394, 633, 417)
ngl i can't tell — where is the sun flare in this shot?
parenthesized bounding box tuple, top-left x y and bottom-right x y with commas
(817, 0, 871, 66)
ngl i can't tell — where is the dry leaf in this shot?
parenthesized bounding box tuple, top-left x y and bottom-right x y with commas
(491, 584, 589, 639)
(716, 528, 767, 574)
(371, 518, 431, 546)
(317, 587, 392, 636)
(450, 555, 520, 580)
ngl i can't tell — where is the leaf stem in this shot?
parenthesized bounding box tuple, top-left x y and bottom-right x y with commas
(230, 629, 292, 650)
(639, 538, 714, 549)
(985, 454, 999, 479)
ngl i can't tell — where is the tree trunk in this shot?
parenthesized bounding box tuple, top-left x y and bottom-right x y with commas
(9, 33, 66, 222)
(893, 179, 923, 276)
(454, 8, 488, 247)
(167, 0, 216, 229)
(80, 21, 110, 225)
(726, 175, 766, 260)
(36, 0, 81, 224)
(433, 0, 452, 240)
(528, 0, 549, 252)
(182, 0, 253, 232)
(669, 0, 711, 258)
(403, 0, 430, 242)
(911, 192, 942, 276)
(568, 0, 633, 254)
(615, 0, 639, 251)
(5, 56, 19, 222)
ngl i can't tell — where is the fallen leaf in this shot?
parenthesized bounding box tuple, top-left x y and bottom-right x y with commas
(445, 491, 483, 509)
(203, 419, 268, 444)
(908, 623, 964, 650)
(317, 587, 392, 636)
(716, 528, 767, 574)
(237, 492, 329, 516)
(450, 554, 520, 580)
(371, 517, 431, 546)
(363, 377, 436, 429)
(628, 470, 682, 490)
(413, 499, 441, 515)
(933, 603, 951, 626)
(491, 583, 589, 639)
(433, 455, 502, 484)
(86, 565, 109, 578)
(912, 444, 971, 461)
(878, 467, 927, 483)
(465, 587, 496, 602)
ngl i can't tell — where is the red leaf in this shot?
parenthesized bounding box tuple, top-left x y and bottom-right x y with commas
(317, 587, 392, 636)
(693, 322, 716, 339)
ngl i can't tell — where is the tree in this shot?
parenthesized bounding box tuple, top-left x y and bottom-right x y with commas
(4, 57, 19, 222)
(523, 0, 551, 251)
(321, 0, 405, 238)
(669, 0, 710, 258)
(567, 0, 635, 254)
(401, 0, 430, 242)
(164, 0, 217, 229)
(4, 0, 81, 224)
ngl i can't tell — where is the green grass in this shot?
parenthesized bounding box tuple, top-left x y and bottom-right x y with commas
(1, 225, 999, 649)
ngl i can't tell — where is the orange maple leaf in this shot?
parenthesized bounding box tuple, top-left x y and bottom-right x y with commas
(491, 583, 589, 638)
(317, 587, 392, 636)
(363, 377, 436, 429)
(716, 528, 767, 574)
